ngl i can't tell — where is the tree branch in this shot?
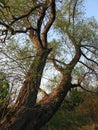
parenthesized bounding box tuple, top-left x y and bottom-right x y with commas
(48, 57, 64, 73)
(72, 0, 78, 29)
(37, 7, 47, 31)
(10, 4, 44, 25)
(68, 1, 71, 25)
(66, 30, 81, 68)
(81, 46, 97, 55)
(42, 0, 56, 48)
(81, 44, 98, 50)
(80, 85, 98, 95)
(81, 51, 98, 66)
(48, 57, 68, 67)
(0, 51, 26, 74)
(79, 61, 97, 74)
(70, 83, 98, 96)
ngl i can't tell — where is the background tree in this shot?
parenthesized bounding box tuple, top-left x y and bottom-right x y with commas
(0, 0, 98, 130)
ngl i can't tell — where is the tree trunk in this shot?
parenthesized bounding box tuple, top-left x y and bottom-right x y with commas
(15, 48, 51, 109)
(0, 73, 71, 130)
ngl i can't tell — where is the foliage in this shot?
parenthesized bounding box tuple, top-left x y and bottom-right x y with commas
(0, 71, 9, 119)
(0, 71, 9, 105)
(42, 89, 98, 130)
(65, 89, 84, 110)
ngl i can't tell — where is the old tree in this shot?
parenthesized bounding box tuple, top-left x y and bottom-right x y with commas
(0, 0, 98, 130)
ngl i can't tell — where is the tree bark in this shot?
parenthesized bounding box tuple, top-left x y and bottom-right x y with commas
(15, 48, 51, 109)
(0, 73, 71, 130)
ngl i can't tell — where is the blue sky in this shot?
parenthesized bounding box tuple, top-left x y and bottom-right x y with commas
(85, 0, 98, 20)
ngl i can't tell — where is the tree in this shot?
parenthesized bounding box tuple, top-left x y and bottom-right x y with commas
(0, 0, 98, 130)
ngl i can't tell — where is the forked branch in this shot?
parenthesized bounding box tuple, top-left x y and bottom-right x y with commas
(42, 0, 56, 48)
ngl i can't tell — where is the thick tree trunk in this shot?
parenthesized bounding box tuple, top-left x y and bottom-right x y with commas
(15, 48, 51, 109)
(0, 73, 71, 130)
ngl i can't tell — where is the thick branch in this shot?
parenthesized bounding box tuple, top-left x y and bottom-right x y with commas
(29, 28, 43, 50)
(42, 0, 56, 48)
(66, 31, 81, 68)
(37, 7, 47, 31)
(35, 7, 47, 49)
(15, 49, 51, 108)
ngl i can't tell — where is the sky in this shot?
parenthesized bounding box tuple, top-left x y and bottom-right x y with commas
(85, 0, 98, 20)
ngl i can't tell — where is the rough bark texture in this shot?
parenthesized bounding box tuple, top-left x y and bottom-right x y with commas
(15, 49, 51, 109)
(0, 74, 71, 130)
